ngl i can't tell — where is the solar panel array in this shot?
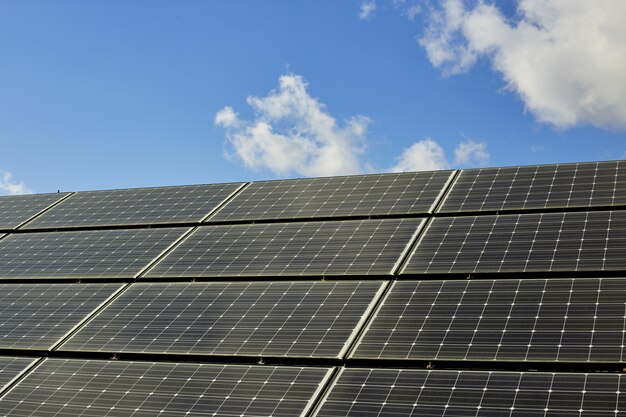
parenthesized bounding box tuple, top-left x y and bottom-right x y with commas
(0, 357, 36, 393)
(0, 193, 69, 230)
(210, 171, 453, 221)
(0, 228, 189, 279)
(24, 183, 243, 229)
(0, 284, 121, 349)
(352, 278, 626, 362)
(0, 161, 624, 415)
(61, 281, 384, 358)
(0, 359, 332, 417)
(403, 210, 626, 274)
(315, 368, 625, 416)
(440, 160, 626, 213)
(145, 218, 423, 278)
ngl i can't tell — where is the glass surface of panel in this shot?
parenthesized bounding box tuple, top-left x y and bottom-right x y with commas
(0, 193, 70, 230)
(353, 278, 626, 362)
(211, 171, 452, 221)
(316, 368, 625, 417)
(147, 219, 422, 278)
(0, 357, 36, 392)
(24, 183, 243, 229)
(0, 228, 188, 279)
(404, 210, 626, 274)
(440, 160, 626, 213)
(0, 359, 331, 417)
(62, 281, 382, 358)
(0, 284, 121, 349)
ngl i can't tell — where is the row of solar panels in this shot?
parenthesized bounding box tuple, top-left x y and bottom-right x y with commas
(2, 208, 626, 279)
(2, 160, 626, 231)
(0, 278, 624, 363)
(0, 357, 623, 416)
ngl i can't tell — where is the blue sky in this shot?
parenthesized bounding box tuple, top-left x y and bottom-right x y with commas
(1, 1, 625, 195)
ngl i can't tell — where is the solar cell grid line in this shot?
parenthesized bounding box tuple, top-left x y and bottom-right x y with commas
(22, 182, 244, 229)
(313, 368, 625, 417)
(0, 357, 37, 394)
(145, 218, 424, 278)
(0, 358, 333, 417)
(351, 278, 626, 363)
(60, 281, 385, 358)
(402, 210, 626, 274)
(438, 160, 626, 213)
(0, 283, 123, 350)
(0, 193, 71, 230)
(0, 228, 189, 280)
(208, 170, 453, 222)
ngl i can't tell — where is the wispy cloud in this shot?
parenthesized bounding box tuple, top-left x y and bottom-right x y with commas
(391, 138, 489, 172)
(216, 73, 489, 176)
(391, 139, 449, 171)
(418, 0, 626, 130)
(0, 170, 32, 195)
(215, 74, 370, 177)
(454, 139, 489, 165)
(359, 1, 377, 20)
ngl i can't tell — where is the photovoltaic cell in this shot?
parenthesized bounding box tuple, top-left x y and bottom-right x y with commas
(0, 357, 36, 393)
(0, 359, 332, 417)
(440, 160, 626, 213)
(61, 281, 383, 358)
(0, 193, 70, 230)
(403, 210, 626, 274)
(0, 228, 188, 280)
(23, 183, 243, 229)
(315, 368, 625, 417)
(210, 171, 453, 221)
(0, 284, 122, 350)
(353, 278, 626, 362)
(146, 219, 422, 278)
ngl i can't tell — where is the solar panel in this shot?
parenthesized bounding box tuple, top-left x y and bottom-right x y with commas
(403, 210, 626, 274)
(0, 193, 70, 230)
(210, 171, 452, 222)
(352, 278, 626, 362)
(440, 160, 626, 213)
(0, 283, 122, 350)
(61, 281, 384, 358)
(23, 183, 244, 229)
(145, 219, 423, 278)
(0, 359, 332, 417)
(315, 368, 624, 416)
(0, 228, 188, 280)
(0, 357, 36, 393)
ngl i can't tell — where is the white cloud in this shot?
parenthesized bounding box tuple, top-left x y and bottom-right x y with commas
(214, 106, 238, 128)
(215, 74, 370, 177)
(0, 170, 32, 195)
(419, 0, 626, 130)
(391, 138, 489, 172)
(359, 1, 377, 20)
(392, 139, 449, 172)
(454, 139, 489, 165)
